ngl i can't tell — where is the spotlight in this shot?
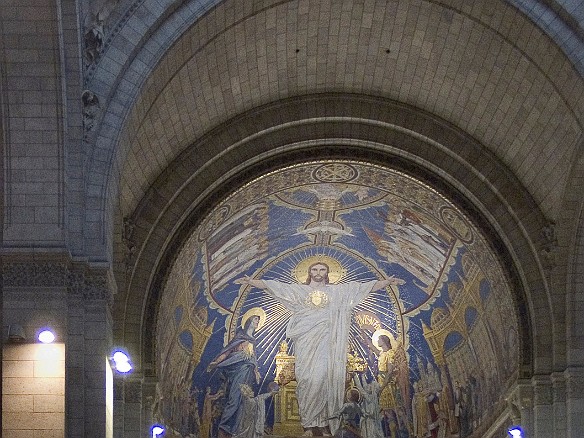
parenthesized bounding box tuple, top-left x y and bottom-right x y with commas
(111, 350, 133, 373)
(38, 329, 55, 344)
(116, 360, 132, 373)
(508, 426, 523, 437)
(152, 424, 165, 437)
(113, 351, 129, 363)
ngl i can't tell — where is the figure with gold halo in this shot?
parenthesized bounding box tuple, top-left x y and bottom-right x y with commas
(235, 258, 404, 436)
(372, 332, 400, 436)
(208, 308, 266, 438)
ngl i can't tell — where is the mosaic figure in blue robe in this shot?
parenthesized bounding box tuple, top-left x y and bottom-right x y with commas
(208, 313, 261, 438)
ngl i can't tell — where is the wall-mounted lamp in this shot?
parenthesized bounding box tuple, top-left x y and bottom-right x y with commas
(7, 324, 26, 343)
(152, 425, 165, 437)
(508, 426, 524, 437)
(38, 329, 56, 344)
(111, 350, 132, 373)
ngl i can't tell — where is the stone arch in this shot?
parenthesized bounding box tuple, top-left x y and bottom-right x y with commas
(111, 94, 552, 380)
(571, 186, 584, 366)
(556, 135, 584, 368)
(84, 0, 584, 263)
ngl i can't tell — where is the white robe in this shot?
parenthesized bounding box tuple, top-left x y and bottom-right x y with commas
(263, 280, 377, 431)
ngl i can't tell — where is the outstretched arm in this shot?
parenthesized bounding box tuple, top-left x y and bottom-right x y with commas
(371, 275, 405, 292)
(234, 276, 267, 289)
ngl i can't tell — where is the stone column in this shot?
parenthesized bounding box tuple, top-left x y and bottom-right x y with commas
(142, 376, 159, 434)
(112, 374, 147, 437)
(551, 372, 567, 438)
(67, 264, 115, 438)
(565, 367, 584, 437)
(113, 377, 125, 438)
(506, 380, 533, 437)
(124, 377, 144, 436)
(2, 258, 115, 438)
(532, 375, 554, 437)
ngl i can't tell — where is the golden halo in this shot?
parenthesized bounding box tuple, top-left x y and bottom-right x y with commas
(372, 329, 397, 350)
(241, 307, 267, 330)
(293, 255, 346, 284)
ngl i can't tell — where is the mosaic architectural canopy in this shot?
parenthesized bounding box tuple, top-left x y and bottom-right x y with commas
(155, 160, 519, 437)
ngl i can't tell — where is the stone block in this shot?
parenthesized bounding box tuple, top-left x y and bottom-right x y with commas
(3, 377, 64, 396)
(33, 395, 64, 413)
(3, 359, 34, 377)
(33, 359, 65, 378)
(2, 412, 64, 430)
(3, 344, 38, 360)
(33, 430, 64, 438)
(2, 394, 34, 412)
(1, 430, 32, 438)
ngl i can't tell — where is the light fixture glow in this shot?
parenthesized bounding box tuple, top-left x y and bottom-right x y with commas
(508, 426, 523, 438)
(152, 424, 165, 437)
(111, 350, 133, 373)
(116, 361, 132, 373)
(113, 351, 129, 363)
(38, 330, 55, 344)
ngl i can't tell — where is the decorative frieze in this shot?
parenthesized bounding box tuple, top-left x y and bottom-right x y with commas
(2, 260, 115, 305)
(2, 262, 68, 287)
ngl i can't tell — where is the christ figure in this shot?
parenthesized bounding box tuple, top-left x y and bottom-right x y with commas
(235, 262, 404, 435)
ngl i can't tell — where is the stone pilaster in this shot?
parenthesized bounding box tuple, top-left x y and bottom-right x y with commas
(113, 378, 125, 438)
(2, 257, 115, 438)
(112, 374, 154, 438)
(565, 367, 584, 437)
(72, 265, 115, 438)
(532, 375, 554, 437)
(142, 377, 159, 434)
(506, 380, 533, 436)
(551, 372, 567, 438)
(124, 377, 144, 435)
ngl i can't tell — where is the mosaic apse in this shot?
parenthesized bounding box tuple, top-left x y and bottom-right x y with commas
(154, 161, 519, 438)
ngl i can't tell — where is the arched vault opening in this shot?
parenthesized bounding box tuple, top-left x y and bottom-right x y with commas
(112, 94, 551, 437)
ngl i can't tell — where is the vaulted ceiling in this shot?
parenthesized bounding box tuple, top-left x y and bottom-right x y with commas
(80, 0, 584, 387)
